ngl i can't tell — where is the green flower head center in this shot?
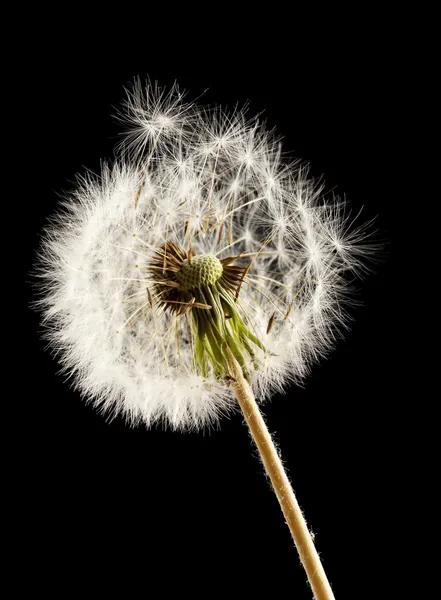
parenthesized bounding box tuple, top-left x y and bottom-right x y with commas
(149, 244, 265, 381)
(177, 254, 223, 291)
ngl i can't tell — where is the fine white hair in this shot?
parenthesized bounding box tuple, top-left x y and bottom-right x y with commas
(35, 79, 376, 431)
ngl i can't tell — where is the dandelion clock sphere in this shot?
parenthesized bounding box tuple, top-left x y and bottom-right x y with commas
(36, 79, 375, 600)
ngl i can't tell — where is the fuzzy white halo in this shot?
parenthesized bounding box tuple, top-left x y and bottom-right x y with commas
(36, 80, 374, 430)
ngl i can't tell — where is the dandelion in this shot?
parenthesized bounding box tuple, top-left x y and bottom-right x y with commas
(36, 79, 377, 600)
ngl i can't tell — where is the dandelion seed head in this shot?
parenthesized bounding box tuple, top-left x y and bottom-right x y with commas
(36, 79, 376, 430)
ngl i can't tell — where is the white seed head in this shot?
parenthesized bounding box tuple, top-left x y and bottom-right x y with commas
(35, 79, 376, 431)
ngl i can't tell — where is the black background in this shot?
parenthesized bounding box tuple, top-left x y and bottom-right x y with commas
(19, 17, 404, 599)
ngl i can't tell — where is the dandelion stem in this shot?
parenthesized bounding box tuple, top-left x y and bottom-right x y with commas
(226, 347, 335, 600)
